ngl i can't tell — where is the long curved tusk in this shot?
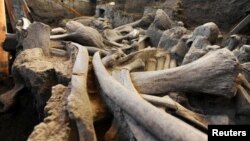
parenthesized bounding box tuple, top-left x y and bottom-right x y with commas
(93, 52, 207, 141)
(67, 44, 97, 141)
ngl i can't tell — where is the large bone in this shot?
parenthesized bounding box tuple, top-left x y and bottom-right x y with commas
(147, 9, 173, 47)
(131, 49, 239, 97)
(141, 94, 208, 130)
(103, 26, 134, 42)
(164, 54, 201, 114)
(182, 36, 211, 65)
(51, 27, 67, 35)
(22, 22, 51, 56)
(170, 35, 190, 65)
(223, 35, 242, 51)
(67, 43, 97, 141)
(236, 85, 250, 115)
(104, 58, 158, 141)
(186, 22, 220, 46)
(93, 52, 207, 141)
(158, 27, 189, 50)
(91, 17, 112, 32)
(102, 27, 143, 50)
(108, 59, 159, 141)
(114, 12, 156, 30)
(114, 29, 141, 43)
(234, 45, 250, 63)
(237, 73, 250, 90)
(51, 21, 105, 49)
(70, 42, 108, 56)
(242, 63, 250, 81)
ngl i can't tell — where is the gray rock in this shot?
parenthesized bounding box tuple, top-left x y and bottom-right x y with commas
(158, 27, 189, 50)
(187, 22, 220, 46)
(223, 35, 242, 51)
(233, 45, 250, 63)
(182, 36, 211, 65)
(147, 9, 173, 47)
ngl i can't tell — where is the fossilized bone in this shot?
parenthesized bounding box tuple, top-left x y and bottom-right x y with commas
(136, 34, 149, 50)
(141, 94, 208, 130)
(51, 27, 67, 35)
(242, 63, 250, 81)
(114, 11, 156, 30)
(91, 17, 112, 32)
(104, 26, 134, 41)
(93, 52, 207, 141)
(158, 27, 189, 50)
(235, 63, 250, 107)
(164, 53, 171, 69)
(22, 22, 51, 56)
(114, 29, 141, 43)
(182, 36, 211, 65)
(236, 85, 250, 115)
(104, 58, 159, 141)
(103, 39, 124, 48)
(237, 73, 250, 90)
(155, 51, 203, 123)
(117, 48, 160, 66)
(186, 22, 220, 46)
(112, 34, 149, 55)
(70, 42, 108, 56)
(101, 49, 126, 67)
(67, 42, 97, 141)
(103, 26, 147, 52)
(147, 9, 173, 47)
(50, 21, 105, 49)
(223, 35, 242, 51)
(50, 48, 68, 57)
(170, 35, 190, 65)
(105, 48, 169, 72)
(165, 52, 202, 117)
(103, 29, 123, 43)
(146, 58, 157, 71)
(234, 45, 250, 63)
(237, 85, 250, 102)
(155, 52, 166, 70)
(16, 17, 31, 31)
(103, 28, 136, 49)
(0, 18, 50, 112)
(235, 66, 250, 115)
(131, 49, 239, 97)
(71, 16, 96, 27)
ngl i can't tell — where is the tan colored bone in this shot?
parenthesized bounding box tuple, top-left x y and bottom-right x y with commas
(131, 49, 238, 97)
(106, 59, 158, 141)
(141, 94, 208, 130)
(93, 52, 207, 141)
(67, 43, 97, 141)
